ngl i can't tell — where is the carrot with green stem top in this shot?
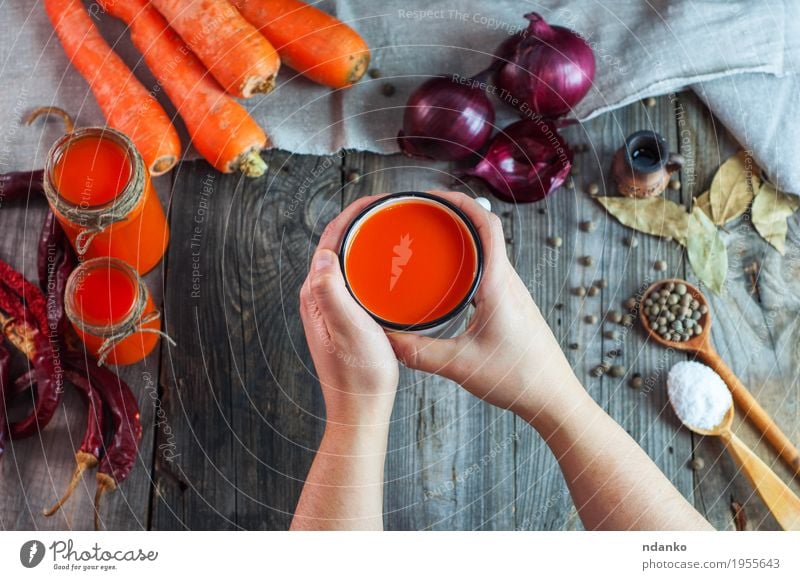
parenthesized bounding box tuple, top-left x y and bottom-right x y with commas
(230, 0, 370, 89)
(150, 0, 281, 99)
(98, 0, 269, 176)
(43, 0, 181, 176)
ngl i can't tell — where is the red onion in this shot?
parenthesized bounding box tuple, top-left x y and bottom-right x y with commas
(465, 119, 573, 203)
(397, 76, 495, 161)
(495, 13, 595, 119)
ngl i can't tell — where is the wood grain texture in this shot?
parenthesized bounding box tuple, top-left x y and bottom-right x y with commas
(3, 93, 797, 531)
(0, 173, 171, 531)
(677, 92, 800, 531)
(150, 151, 341, 530)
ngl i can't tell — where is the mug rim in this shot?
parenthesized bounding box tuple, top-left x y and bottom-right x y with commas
(338, 191, 484, 332)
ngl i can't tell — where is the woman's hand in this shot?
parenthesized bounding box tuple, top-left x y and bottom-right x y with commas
(299, 195, 400, 426)
(387, 190, 585, 425)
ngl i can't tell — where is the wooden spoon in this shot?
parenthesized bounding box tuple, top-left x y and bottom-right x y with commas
(640, 278, 800, 477)
(671, 404, 800, 530)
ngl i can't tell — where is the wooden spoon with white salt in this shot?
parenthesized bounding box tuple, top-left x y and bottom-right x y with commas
(640, 278, 800, 478)
(668, 361, 800, 531)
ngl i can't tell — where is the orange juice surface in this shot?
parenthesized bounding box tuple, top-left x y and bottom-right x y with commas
(71, 265, 160, 365)
(344, 199, 478, 326)
(52, 135, 131, 206)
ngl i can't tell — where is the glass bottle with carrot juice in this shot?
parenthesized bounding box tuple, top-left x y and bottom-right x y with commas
(43, 127, 169, 275)
(65, 257, 171, 365)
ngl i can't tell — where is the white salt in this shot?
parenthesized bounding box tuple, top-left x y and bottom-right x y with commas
(667, 361, 732, 430)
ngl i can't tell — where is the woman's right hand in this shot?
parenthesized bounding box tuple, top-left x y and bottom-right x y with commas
(388, 191, 586, 423)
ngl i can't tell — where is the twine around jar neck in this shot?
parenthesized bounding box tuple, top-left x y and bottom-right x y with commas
(66, 262, 176, 366)
(43, 127, 145, 257)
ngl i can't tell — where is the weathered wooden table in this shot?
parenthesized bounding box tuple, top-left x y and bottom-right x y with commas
(1, 92, 798, 531)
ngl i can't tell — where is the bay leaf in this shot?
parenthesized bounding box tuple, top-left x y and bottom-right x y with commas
(751, 181, 800, 254)
(709, 151, 759, 225)
(598, 196, 689, 246)
(687, 207, 727, 294)
(693, 190, 712, 220)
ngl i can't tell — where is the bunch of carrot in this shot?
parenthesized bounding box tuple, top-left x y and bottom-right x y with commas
(44, 0, 371, 177)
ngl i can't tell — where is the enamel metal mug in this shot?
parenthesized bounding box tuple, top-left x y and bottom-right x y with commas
(339, 192, 484, 338)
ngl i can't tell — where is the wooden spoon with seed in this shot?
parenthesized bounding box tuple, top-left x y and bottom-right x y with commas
(640, 278, 800, 477)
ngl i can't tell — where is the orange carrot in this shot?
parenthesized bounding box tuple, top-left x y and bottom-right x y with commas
(230, 0, 370, 89)
(98, 0, 269, 176)
(43, 0, 180, 176)
(149, 0, 281, 98)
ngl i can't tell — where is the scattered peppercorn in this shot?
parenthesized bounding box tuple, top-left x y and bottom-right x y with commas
(622, 314, 635, 327)
(624, 236, 639, 248)
(609, 364, 626, 378)
(644, 97, 657, 107)
(654, 260, 667, 271)
(584, 314, 597, 324)
(368, 68, 382, 79)
(690, 457, 705, 471)
(587, 285, 599, 297)
(546, 236, 563, 248)
(381, 83, 396, 97)
(592, 365, 606, 377)
(604, 330, 620, 340)
(669, 179, 681, 190)
(569, 342, 580, 350)
(595, 278, 607, 289)
(573, 286, 586, 297)
(554, 302, 564, 310)
(579, 220, 596, 233)
(607, 310, 623, 324)
(623, 297, 638, 311)
(570, 165, 580, 176)
(579, 255, 593, 267)
(346, 170, 360, 183)
(629, 373, 643, 389)
(587, 183, 600, 196)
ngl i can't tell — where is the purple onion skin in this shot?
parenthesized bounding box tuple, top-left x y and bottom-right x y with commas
(495, 13, 595, 119)
(397, 76, 495, 161)
(466, 119, 573, 203)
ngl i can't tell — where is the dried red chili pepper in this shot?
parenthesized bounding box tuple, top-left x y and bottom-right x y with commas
(0, 258, 49, 333)
(66, 354, 141, 530)
(41, 368, 104, 517)
(0, 261, 63, 440)
(0, 344, 11, 456)
(38, 211, 76, 337)
(0, 170, 44, 203)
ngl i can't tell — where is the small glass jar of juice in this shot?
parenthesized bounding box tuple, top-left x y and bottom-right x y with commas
(65, 257, 168, 365)
(340, 192, 483, 337)
(44, 127, 169, 275)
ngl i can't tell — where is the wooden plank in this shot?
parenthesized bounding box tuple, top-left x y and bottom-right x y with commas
(150, 151, 342, 530)
(0, 172, 170, 531)
(677, 92, 800, 530)
(344, 152, 517, 530)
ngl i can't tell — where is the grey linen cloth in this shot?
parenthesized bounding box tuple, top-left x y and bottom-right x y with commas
(0, 0, 796, 192)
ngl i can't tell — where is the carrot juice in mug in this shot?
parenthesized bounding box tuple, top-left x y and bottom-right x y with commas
(341, 192, 482, 335)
